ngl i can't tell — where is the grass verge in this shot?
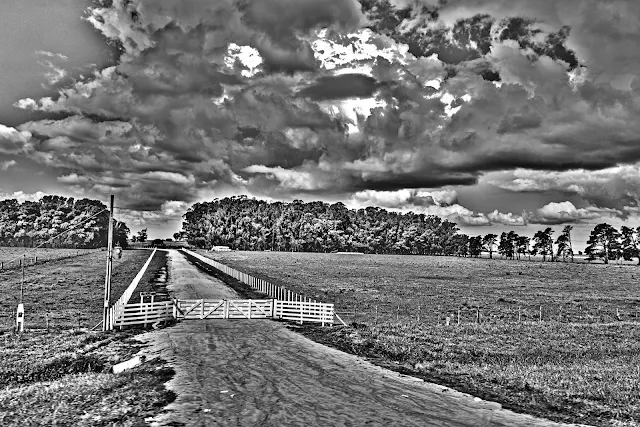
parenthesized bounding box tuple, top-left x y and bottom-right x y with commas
(0, 330, 176, 426)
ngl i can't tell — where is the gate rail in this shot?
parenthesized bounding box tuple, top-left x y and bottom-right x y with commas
(110, 298, 335, 328)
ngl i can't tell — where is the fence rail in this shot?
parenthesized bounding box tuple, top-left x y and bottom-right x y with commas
(110, 298, 335, 328)
(108, 248, 157, 330)
(0, 249, 97, 271)
(111, 300, 174, 327)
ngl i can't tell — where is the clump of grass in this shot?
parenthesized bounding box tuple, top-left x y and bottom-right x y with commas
(0, 330, 176, 426)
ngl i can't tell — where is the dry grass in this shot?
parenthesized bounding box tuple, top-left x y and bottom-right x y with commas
(201, 250, 640, 426)
(0, 330, 175, 426)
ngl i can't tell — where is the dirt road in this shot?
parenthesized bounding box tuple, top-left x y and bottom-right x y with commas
(141, 250, 588, 427)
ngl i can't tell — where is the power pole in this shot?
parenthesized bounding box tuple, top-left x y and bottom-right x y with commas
(102, 195, 114, 331)
(21, 253, 25, 303)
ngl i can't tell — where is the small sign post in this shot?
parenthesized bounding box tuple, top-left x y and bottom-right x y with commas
(16, 303, 24, 333)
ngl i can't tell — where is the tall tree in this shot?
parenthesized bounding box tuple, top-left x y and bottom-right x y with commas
(137, 228, 148, 243)
(469, 236, 483, 257)
(620, 226, 640, 264)
(482, 234, 498, 259)
(555, 225, 573, 262)
(585, 223, 621, 264)
(516, 235, 530, 260)
(533, 228, 554, 261)
(498, 231, 517, 259)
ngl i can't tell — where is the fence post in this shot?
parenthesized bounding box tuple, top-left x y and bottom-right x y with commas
(539, 306, 542, 322)
(248, 300, 252, 319)
(300, 301, 304, 324)
(457, 309, 460, 325)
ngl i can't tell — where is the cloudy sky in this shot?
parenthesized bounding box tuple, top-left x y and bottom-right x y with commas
(1, 0, 640, 248)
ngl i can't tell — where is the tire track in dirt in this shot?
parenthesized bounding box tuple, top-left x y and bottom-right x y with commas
(140, 250, 590, 427)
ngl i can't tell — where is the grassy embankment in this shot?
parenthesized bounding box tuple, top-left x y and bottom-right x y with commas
(0, 249, 177, 426)
(199, 250, 640, 427)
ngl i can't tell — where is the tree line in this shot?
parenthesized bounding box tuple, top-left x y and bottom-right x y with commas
(182, 196, 640, 264)
(0, 195, 129, 248)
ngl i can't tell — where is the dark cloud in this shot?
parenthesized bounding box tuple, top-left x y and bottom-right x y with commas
(297, 74, 379, 100)
(4, 0, 640, 229)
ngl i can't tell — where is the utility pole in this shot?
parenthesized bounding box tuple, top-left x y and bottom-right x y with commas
(21, 254, 25, 303)
(102, 195, 114, 331)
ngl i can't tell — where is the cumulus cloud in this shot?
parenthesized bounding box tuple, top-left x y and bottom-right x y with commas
(529, 201, 616, 225)
(0, 160, 17, 171)
(346, 188, 527, 226)
(485, 165, 640, 214)
(4, 0, 640, 228)
(0, 125, 33, 154)
(0, 191, 46, 203)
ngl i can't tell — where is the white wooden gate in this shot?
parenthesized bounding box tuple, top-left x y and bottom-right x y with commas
(110, 299, 335, 329)
(175, 299, 274, 320)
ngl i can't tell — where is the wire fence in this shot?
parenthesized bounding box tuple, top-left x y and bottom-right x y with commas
(0, 249, 98, 271)
(334, 301, 640, 326)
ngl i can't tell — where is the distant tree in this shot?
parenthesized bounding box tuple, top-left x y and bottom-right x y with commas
(533, 228, 554, 261)
(620, 226, 640, 264)
(585, 223, 621, 264)
(555, 225, 573, 262)
(482, 234, 498, 259)
(498, 231, 517, 259)
(173, 231, 183, 241)
(113, 221, 130, 249)
(137, 228, 148, 242)
(516, 235, 530, 260)
(469, 236, 483, 257)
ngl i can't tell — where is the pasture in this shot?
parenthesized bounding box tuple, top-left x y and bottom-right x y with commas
(0, 249, 157, 331)
(201, 250, 640, 426)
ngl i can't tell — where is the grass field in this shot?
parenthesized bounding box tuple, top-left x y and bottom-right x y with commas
(200, 250, 640, 426)
(0, 248, 175, 426)
(0, 249, 156, 331)
(0, 247, 97, 271)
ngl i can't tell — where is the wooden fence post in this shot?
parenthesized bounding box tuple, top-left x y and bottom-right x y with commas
(539, 305, 542, 323)
(457, 309, 460, 325)
(518, 306, 521, 322)
(299, 301, 304, 324)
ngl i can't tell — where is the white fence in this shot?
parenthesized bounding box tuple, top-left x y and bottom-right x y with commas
(111, 298, 334, 327)
(108, 248, 339, 329)
(112, 300, 174, 328)
(182, 249, 321, 304)
(108, 248, 157, 330)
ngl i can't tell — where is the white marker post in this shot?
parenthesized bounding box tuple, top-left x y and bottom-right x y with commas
(16, 303, 24, 333)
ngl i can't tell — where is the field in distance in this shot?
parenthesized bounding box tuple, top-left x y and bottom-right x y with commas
(200, 250, 640, 426)
(0, 247, 98, 270)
